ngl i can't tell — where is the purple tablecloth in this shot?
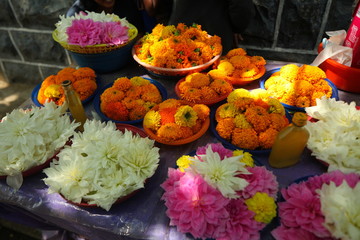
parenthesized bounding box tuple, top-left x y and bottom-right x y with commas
(1, 61, 359, 240)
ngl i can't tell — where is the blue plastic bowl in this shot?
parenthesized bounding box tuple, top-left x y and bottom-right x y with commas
(259, 68, 339, 113)
(69, 39, 136, 73)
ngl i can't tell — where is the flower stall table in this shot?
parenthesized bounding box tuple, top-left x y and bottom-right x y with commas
(0, 60, 359, 240)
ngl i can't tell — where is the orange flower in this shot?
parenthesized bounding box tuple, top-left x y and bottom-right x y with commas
(41, 75, 56, 88)
(184, 73, 210, 88)
(72, 78, 97, 101)
(158, 99, 182, 110)
(157, 123, 187, 141)
(100, 87, 125, 103)
(244, 106, 271, 133)
(229, 55, 251, 69)
(209, 79, 232, 95)
(159, 107, 177, 125)
(231, 128, 259, 150)
(250, 56, 266, 66)
(192, 104, 210, 121)
(295, 96, 311, 108)
(129, 105, 147, 121)
(297, 64, 326, 84)
(55, 71, 76, 85)
(101, 101, 129, 121)
(269, 113, 289, 131)
(73, 67, 96, 80)
(113, 77, 132, 91)
(200, 86, 218, 100)
(259, 128, 279, 149)
(226, 48, 247, 58)
(216, 118, 235, 140)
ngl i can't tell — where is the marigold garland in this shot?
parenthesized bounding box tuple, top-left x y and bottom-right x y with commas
(215, 88, 289, 150)
(264, 64, 333, 108)
(134, 23, 222, 69)
(37, 67, 97, 105)
(100, 76, 163, 121)
(143, 99, 210, 142)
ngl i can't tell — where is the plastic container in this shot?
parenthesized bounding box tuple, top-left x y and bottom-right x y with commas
(317, 43, 360, 93)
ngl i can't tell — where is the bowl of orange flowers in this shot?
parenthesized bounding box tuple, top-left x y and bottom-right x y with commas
(93, 76, 167, 124)
(32, 67, 99, 107)
(174, 72, 233, 105)
(210, 88, 291, 155)
(143, 99, 210, 145)
(259, 64, 339, 113)
(132, 23, 222, 78)
(209, 48, 266, 86)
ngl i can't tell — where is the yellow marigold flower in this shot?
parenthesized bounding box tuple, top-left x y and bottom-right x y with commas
(130, 76, 150, 86)
(217, 61, 235, 76)
(44, 84, 62, 98)
(279, 64, 299, 82)
(295, 96, 311, 108)
(143, 110, 161, 130)
(229, 55, 251, 69)
(267, 98, 285, 115)
(239, 64, 259, 78)
(232, 150, 254, 167)
(151, 23, 165, 36)
(208, 69, 227, 80)
(174, 105, 198, 127)
(264, 75, 288, 89)
(227, 89, 251, 102)
(231, 128, 259, 150)
(176, 155, 193, 172)
(293, 80, 314, 97)
(192, 104, 210, 121)
(226, 48, 247, 58)
(209, 79, 233, 95)
(178, 80, 192, 93)
(216, 103, 238, 120)
(297, 64, 326, 84)
(216, 118, 235, 140)
(161, 25, 177, 39)
(234, 114, 252, 129)
(113, 77, 132, 91)
(185, 72, 210, 88)
(250, 89, 270, 100)
(158, 99, 181, 110)
(259, 128, 279, 149)
(250, 56, 266, 66)
(245, 192, 277, 224)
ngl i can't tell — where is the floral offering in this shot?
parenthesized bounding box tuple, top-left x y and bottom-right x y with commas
(0, 102, 78, 177)
(176, 72, 233, 104)
(263, 64, 333, 108)
(133, 23, 222, 69)
(100, 76, 163, 121)
(272, 170, 360, 240)
(143, 99, 210, 143)
(305, 96, 360, 174)
(162, 143, 279, 240)
(37, 67, 97, 105)
(54, 11, 135, 47)
(209, 48, 266, 82)
(43, 120, 160, 211)
(215, 88, 289, 150)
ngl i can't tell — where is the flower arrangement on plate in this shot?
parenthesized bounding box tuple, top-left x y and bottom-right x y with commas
(43, 120, 160, 211)
(143, 99, 210, 145)
(132, 23, 222, 77)
(209, 48, 266, 86)
(272, 170, 360, 240)
(0, 102, 78, 189)
(212, 88, 290, 154)
(259, 64, 339, 112)
(52, 11, 137, 54)
(34, 67, 98, 106)
(174, 72, 233, 105)
(161, 143, 279, 240)
(305, 96, 360, 174)
(94, 76, 167, 123)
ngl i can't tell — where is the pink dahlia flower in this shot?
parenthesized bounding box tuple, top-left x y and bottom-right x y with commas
(67, 19, 103, 47)
(195, 143, 233, 160)
(101, 21, 129, 45)
(237, 166, 279, 199)
(161, 171, 229, 239)
(271, 225, 332, 240)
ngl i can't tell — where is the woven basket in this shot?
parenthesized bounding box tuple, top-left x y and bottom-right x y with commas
(53, 24, 138, 54)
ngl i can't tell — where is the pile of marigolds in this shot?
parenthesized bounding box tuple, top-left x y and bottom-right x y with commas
(100, 76, 162, 121)
(215, 88, 289, 150)
(264, 64, 333, 108)
(38, 67, 97, 105)
(133, 23, 222, 69)
(143, 99, 210, 142)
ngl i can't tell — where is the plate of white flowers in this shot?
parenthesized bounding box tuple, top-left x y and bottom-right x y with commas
(0, 102, 79, 190)
(43, 120, 160, 211)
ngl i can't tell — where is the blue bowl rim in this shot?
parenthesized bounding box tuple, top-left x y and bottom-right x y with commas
(31, 77, 101, 107)
(93, 77, 168, 124)
(259, 68, 340, 112)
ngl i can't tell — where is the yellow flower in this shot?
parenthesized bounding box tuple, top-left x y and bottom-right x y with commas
(143, 110, 161, 130)
(250, 89, 271, 100)
(176, 155, 193, 172)
(232, 150, 254, 167)
(267, 98, 285, 115)
(174, 105, 198, 127)
(245, 192, 277, 223)
(216, 103, 238, 120)
(217, 61, 235, 76)
(234, 114, 252, 129)
(44, 84, 62, 98)
(130, 76, 150, 86)
(158, 99, 181, 110)
(227, 89, 251, 103)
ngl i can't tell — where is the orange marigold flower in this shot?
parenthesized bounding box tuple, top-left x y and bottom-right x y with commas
(293, 80, 314, 97)
(245, 106, 271, 133)
(55, 71, 76, 85)
(192, 104, 210, 121)
(125, 86, 142, 99)
(159, 107, 177, 125)
(72, 78, 97, 101)
(200, 86, 218, 100)
(130, 76, 150, 86)
(73, 67, 96, 80)
(100, 87, 125, 103)
(259, 128, 279, 149)
(141, 88, 162, 103)
(101, 101, 129, 121)
(217, 61, 235, 76)
(129, 105, 148, 121)
(229, 55, 251, 69)
(216, 118, 235, 140)
(158, 99, 182, 110)
(233, 97, 254, 112)
(269, 113, 289, 131)
(157, 123, 186, 141)
(295, 95, 311, 108)
(113, 77, 132, 91)
(231, 128, 259, 150)
(184, 72, 210, 88)
(37, 87, 47, 105)
(41, 75, 56, 88)
(279, 64, 299, 82)
(226, 48, 247, 58)
(209, 79, 233, 95)
(191, 119, 203, 133)
(178, 80, 192, 93)
(253, 98, 270, 111)
(181, 88, 203, 102)
(310, 92, 327, 106)
(250, 56, 266, 66)
(313, 79, 332, 97)
(297, 65, 326, 84)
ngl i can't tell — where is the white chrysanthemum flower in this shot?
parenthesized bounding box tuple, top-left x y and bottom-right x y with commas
(318, 181, 360, 240)
(43, 119, 160, 211)
(0, 102, 78, 176)
(305, 97, 360, 174)
(189, 146, 250, 198)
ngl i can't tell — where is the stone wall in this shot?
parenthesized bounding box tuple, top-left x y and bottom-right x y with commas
(0, 0, 356, 84)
